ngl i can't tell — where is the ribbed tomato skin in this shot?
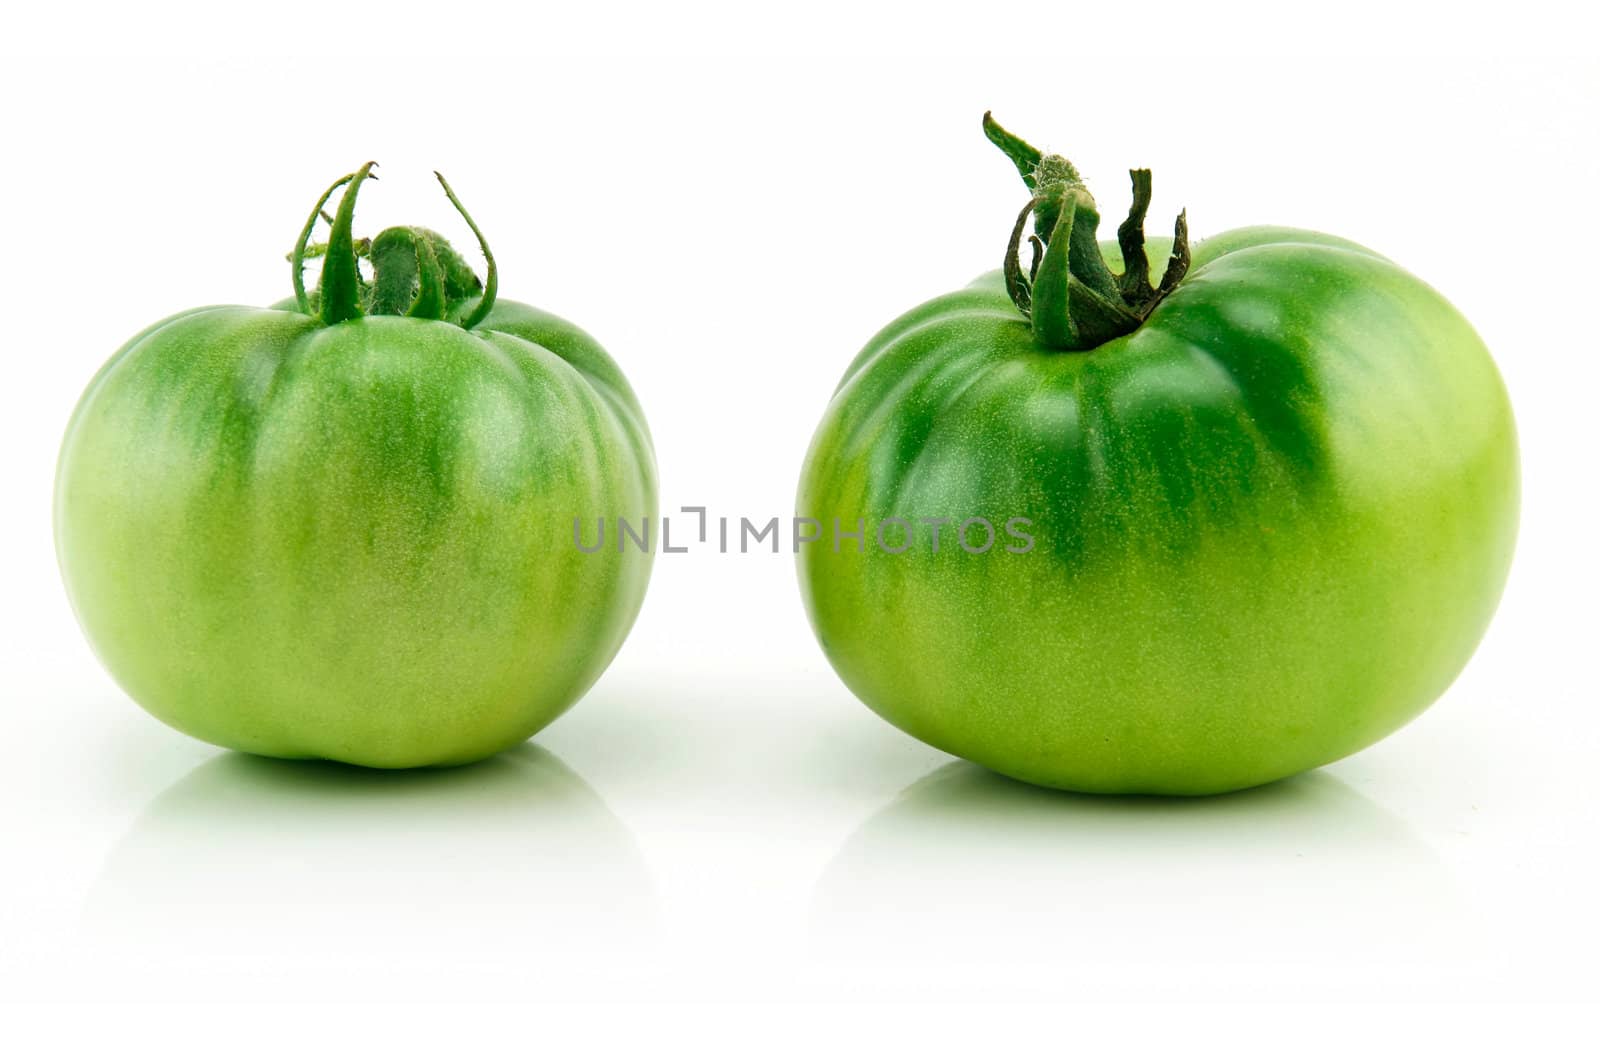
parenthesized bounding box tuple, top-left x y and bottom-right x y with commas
(798, 229, 1518, 794)
(57, 300, 655, 767)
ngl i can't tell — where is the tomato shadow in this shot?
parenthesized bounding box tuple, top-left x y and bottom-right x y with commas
(811, 760, 1466, 968)
(83, 743, 656, 957)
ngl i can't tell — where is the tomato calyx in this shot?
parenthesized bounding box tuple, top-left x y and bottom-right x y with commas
(984, 112, 1190, 352)
(288, 163, 499, 329)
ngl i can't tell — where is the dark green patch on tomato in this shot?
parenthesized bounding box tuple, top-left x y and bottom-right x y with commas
(797, 117, 1517, 795)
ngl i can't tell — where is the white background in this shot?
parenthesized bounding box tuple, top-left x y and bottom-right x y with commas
(2, 4, 1597, 1051)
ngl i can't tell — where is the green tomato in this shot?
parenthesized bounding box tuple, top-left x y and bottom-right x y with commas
(796, 117, 1518, 795)
(56, 165, 655, 768)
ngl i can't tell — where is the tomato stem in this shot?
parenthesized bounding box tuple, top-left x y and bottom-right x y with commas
(317, 162, 378, 325)
(290, 171, 357, 316)
(983, 112, 1044, 190)
(1116, 169, 1156, 305)
(435, 172, 497, 329)
(369, 227, 448, 318)
(985, 112, 1191, 351)
(290, 166, 497, 328)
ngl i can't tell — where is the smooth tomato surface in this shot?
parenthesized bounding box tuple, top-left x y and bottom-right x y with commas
(798, 228, 1518, 794)
(57, 168, 656, 767)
